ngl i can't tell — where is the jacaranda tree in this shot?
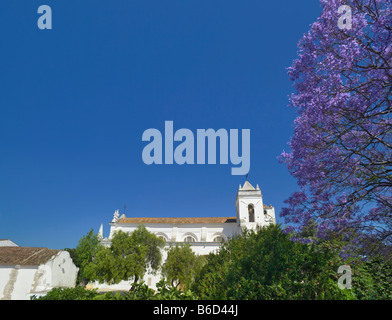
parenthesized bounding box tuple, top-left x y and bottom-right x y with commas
(281, 0, 392, 255)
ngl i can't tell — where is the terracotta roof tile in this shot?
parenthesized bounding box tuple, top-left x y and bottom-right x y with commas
(0, 247, 61, 266)
(117, 217, 237, 224)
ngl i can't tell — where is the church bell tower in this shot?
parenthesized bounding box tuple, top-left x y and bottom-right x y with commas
(235, 181, 274, 231)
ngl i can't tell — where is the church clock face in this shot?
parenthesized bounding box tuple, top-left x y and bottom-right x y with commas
(264, 214, 273, 223)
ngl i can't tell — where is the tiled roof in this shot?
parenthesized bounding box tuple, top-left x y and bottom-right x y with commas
(0, 247, 61, 266)
(117, 217, 237, 224)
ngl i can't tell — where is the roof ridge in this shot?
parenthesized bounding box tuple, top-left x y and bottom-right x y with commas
(117, 216, 237, 224)
(121, 216, 235, 218)
(0, 247, 61, 266)
(19, 248, 46, 265)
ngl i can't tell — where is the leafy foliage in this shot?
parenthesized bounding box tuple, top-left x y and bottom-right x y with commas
(161, 243, 205, 290)
(84, 225, 164, 285)
(280, 0, 392, 253)
(31, 280, 197, 300)
(194, 224, 356, 300)
(38, 224, 392, 300)
(73, 229, 103, 285)
(192, 249, 229, 299)
(351, 256, 392, 299)
(30, 286, 100, 300)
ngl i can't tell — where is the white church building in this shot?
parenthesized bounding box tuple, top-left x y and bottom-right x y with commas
(92, 181, 275, 291)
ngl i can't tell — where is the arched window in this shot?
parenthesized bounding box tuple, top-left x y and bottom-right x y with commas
(184, 236, 196, 243)
(213, 236, 224, 243)
(158, 236, 166, 242)
(248, 204, 255, 222)
(156, 233, 168, 242)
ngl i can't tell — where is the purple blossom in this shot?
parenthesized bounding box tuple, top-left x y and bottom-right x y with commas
(280, 0, 392, 255)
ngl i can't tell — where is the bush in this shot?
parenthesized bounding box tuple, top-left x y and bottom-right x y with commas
(31, 280, 198, 300)
(30, 286, 100, 300)
(193, 224, 356, 300)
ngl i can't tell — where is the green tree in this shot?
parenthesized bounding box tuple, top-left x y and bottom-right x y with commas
(161, 243, 205, 290)
(351, 256, 392, 300)
(74, 229, 103, 285)
(194, 224, 356, 300)
(192, 249, 229, 299)
(85, 225, 164, 287)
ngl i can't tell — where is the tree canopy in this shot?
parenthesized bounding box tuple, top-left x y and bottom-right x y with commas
(193, 224, 357, 300)
(280, 0, 392, 254)
(84, 225, 164, 285)
(161, 243, 205, 290)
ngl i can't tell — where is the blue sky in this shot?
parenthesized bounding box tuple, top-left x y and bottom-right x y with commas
(0, 1, 323, 249)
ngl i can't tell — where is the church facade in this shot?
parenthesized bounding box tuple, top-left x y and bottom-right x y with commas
(93, 181, 275, 291)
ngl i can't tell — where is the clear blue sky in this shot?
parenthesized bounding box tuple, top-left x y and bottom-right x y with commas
(0, 1, 322, 249)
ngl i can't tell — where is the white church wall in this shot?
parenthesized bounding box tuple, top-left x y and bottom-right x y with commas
(110, 223, 238, 244)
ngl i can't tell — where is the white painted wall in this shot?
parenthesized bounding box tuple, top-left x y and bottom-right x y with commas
(0, 251, 78, 300)
(110, 223, 238, 244)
